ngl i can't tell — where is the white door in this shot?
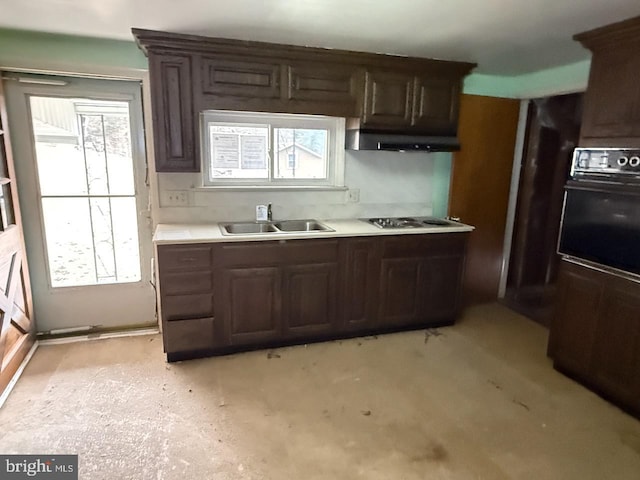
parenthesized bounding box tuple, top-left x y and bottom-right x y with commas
(3, 73, 155, 333)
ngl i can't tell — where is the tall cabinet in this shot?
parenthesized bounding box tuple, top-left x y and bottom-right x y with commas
(575, 15, 640, 147)
(549, 15, 640, 417)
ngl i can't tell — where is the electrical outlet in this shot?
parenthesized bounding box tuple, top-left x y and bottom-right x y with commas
(347, 188, 360, 203)
(162, 190, 189, 207)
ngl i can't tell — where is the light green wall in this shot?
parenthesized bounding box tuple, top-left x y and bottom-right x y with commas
(463, 73, 517, 98)
(0, 28, 147, 72)
(464, 59, 590, 99)
(431, 153, 453, 217)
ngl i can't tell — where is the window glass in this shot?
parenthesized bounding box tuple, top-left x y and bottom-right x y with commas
(208, 125, 269, 180)
(274, 128, 327, 180)
(29, 96, 141, 287)
(201, 111, 343, 187)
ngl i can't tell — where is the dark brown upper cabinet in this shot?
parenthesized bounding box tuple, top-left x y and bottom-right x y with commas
(133, 28, 475, 172)
(197, 54, 284, 116)
(362, 71, 414, 128)
(285, 62, 360, 116)
(201, 55, 282, 100)
(361, 71, 462, 135)
(147, 53, 197, 172)
(575, 15, 640, 147)
(412, 75, 461, 135)
(196, 55, 361, 116)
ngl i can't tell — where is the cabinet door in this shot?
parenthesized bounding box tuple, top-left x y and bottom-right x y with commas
(412, 76, 460, 135)
(341, 238, 380, 330)
(549, 262, 603, 378)
(286, 63, 359, 117)
(148, 53, 196, 172)
(591, 281, 640, 410)
(199, 55, 283, 112)
(580, 49, 640, 143)
(421, 254, 464, 321)
(379, 234, 468, 327)
(379, 258, 421, 326)
(283, 263, 338, 337)
(220, 266, 282, 346)
(362, 71, 413, 129)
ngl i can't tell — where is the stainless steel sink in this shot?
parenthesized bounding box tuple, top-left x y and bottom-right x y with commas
(273, 220, 334, 232)
(221, 222, 279, 235)
(220, 219, 334, 235)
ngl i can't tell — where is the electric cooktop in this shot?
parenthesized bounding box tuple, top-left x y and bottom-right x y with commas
(365, 216, 455, 229)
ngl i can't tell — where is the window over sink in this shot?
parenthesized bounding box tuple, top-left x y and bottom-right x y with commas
(201, 110, 345, 188)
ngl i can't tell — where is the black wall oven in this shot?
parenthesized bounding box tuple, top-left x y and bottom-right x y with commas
(558, 148, 640, 277)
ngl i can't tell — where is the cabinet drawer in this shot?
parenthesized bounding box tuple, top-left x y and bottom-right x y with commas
(158, 245, 213, 272)
(160, 271, 213, 295)
(382, 233, 467, 258)
(218, 242, 281, 265)
(164, 317, 215, 353)
(162, 293, 214, 321)
(217, 239, 339, 266)
(278, 239, 339, 263)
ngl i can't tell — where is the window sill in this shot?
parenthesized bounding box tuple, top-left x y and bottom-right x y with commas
(194, 185, 348, 192)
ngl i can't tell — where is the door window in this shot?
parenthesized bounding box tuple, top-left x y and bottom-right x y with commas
(29, 96, 141, 287)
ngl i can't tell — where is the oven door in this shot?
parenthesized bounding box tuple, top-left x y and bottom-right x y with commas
(558, 182, 640, 276)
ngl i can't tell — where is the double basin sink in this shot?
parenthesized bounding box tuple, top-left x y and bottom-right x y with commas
(221, 219, 334, 236)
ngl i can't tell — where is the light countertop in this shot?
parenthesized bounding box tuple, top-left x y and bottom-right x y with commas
(153, 219, 474, 245)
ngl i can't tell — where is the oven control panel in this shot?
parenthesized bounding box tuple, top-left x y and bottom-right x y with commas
(571, 148, 640, 181)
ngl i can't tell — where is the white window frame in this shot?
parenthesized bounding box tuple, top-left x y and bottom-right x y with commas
(201, 110, 345, 188)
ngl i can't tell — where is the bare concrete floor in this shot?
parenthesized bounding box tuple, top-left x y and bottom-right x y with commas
(1, 303, 639, 479)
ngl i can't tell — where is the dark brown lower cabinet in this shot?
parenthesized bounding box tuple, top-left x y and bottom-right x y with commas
(157, 232, 469, 361)
(157, 244, 217, 359)
(549, 260, 640, 416)
(425, 254, 466, 319)
(283, 263, 338, 337)
(215, 239, 340, 348)
(221, 266, 282, 346)
(591, 281, 640, 410)
(380, 258, 422, 326)
(548, 262, 602, 377)
(341, 238, 380, 331)
(379, 234, 466, 327)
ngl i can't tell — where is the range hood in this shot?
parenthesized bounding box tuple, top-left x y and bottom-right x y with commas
(345, 130, 460, 152)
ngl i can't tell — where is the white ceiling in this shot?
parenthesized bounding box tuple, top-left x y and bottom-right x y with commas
(0, 0, 639, 75)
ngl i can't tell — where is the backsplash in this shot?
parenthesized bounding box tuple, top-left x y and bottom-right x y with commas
(153, 151, 452, 224)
